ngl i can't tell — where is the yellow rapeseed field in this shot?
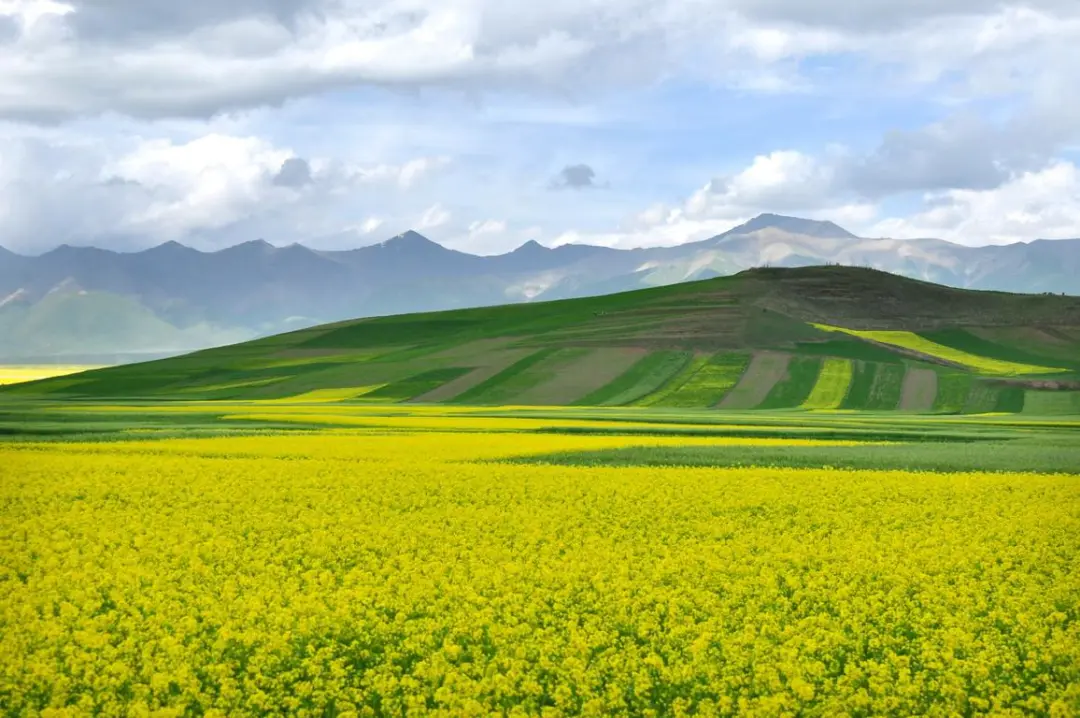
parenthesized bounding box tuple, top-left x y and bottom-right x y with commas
(0, 365, 100, 386)
(1, 430, 1078, 716)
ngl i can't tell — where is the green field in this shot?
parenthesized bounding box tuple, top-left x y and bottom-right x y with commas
(3, 266, 1079, 414)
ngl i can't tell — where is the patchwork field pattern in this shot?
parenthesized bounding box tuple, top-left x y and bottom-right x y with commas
(801, 358, 852, 409)
(635, 352, 749, 408)
(574, 351, 692, 406)
(813, 325, 1069, 376)
(2, 406, 1078, 716)
(5, 268, 1080, 414)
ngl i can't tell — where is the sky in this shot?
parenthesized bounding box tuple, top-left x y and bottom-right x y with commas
(0, 0, 1078, 255)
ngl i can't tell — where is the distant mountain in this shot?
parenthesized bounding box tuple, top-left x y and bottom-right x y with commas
(717, 213, 858, 240)
(1, 215, 1077, 360)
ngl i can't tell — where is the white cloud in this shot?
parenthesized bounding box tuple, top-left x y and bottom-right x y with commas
(552, 150, 880, 249)
(0, 0, 72, 26)
(0, 128, 456, 252)
(397, 156, 451, 188)
(417, 203, 452, 230)
(0, 1, 1077, 120)
(684, 150, 838, 218)
(360, 216, 384, 234)
(1, 1, 1079, 257)
(468, 219, 508, 236)
(872, 161, 1080, 244)
(104, 134, 292, 238)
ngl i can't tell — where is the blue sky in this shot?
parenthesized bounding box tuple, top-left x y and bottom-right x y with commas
(0, 0, 1078, 254)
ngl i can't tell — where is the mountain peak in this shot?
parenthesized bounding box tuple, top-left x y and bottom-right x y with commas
(145, 240, 195, 254)
(376, 230, 445, 252)
(216, 239, 275, 255)
(722, 214, 858, 240)
(387, 230, 435, 245)
(511, 239, 549, 254)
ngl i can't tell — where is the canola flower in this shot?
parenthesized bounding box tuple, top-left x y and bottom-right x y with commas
(810, 324, 1064, 376)
(1, 431, 1078, 716)
(0, 366, 100, 386)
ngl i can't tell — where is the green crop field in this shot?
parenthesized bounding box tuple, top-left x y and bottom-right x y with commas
(801, 358, 853, 409)
(3, 267, 1079, 415)
(574, 351, 693, 406)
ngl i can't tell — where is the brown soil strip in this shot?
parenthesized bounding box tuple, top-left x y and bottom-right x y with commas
(426, 338, 519, 361)
(718, 351, 790, 409)
(511, 348, 649, 406)
(410, 347, 533, 403)
(899, 367, 938, 412)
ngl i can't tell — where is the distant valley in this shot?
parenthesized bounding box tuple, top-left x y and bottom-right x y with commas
(1, 213, 1077, 360)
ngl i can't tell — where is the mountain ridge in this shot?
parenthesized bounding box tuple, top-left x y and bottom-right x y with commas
(1, 214, 1077, 360)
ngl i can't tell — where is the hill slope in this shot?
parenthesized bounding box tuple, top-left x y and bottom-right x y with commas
(2, 213, 1079, 359)
(10, 266, 1080, 414)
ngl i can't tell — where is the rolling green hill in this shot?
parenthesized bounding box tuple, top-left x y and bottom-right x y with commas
(7, 266, 1080, 414)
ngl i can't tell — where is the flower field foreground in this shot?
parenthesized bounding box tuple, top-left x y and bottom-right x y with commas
(1, 430, 1078, 716)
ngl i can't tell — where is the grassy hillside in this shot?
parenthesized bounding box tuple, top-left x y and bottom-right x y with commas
(7, 266, 1080, 413)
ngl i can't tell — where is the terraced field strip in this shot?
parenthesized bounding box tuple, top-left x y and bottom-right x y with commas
(933, 373, 974, 414)
(451, 348, 590, 405)
(899, 367, 938, 412)
(411, 348, 533, 403)
(362, 368, 475, 402)
(266, 386, 389, 403)
(962, 381, 1003, 415)
(719, 352, 791, 410)
(923, 328, 1080, 372)
(864, 364, 906, 410)
(842, 360, 911, 412)
(241, 355, 436, 400)
(645, 352, 749, 408)
(1023, 391, 1080, 415)
(510, 348, 648, 406)
(812, 324, 1067, 376)
(759, 357, 822, 409)
(634, 353, 711, 407)
(993, 386, 1026, 413)
(241, 351, 386, 370)
(575, 351, 693, 406)
(174, 377, 290, 395)
(802, 358, 853, 409)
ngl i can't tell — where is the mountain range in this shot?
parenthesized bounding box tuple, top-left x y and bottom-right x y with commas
(1, 214, 1078, 361)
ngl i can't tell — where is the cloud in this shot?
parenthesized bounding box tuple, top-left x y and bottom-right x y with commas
(1, 1, 1079, 257)
(360, 216, 384, 234)
(416, 203, 451, 230)
(102, 134, 293, 239)
(468, 218, 507, 236)
(272, 156, 313, 187)
(681, 150, 841, 221)
(0, 1, 1077, 121)
(550, 148, 882, 249)
(871, 160, 1080, 244)
(0, 128, 455, 252)
(550, 163, 597, 189)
